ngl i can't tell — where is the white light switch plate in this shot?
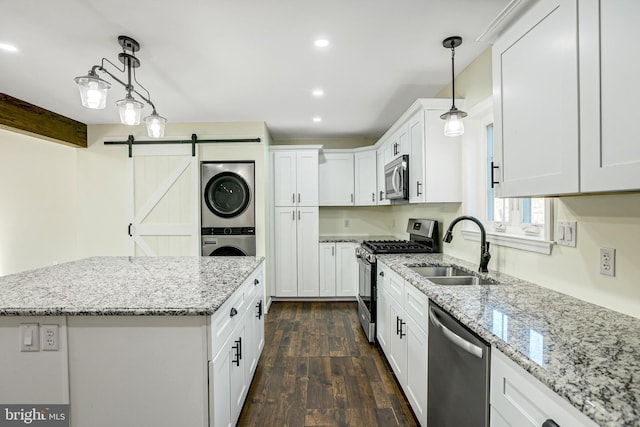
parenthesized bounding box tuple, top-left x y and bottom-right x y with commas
(556, 221, 577, 247)
(20, 323, 39, 352)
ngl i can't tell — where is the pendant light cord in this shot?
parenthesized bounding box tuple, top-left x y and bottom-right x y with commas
(450, 44, 456, 110)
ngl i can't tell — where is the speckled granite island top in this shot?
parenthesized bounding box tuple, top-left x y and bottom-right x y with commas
(0, 256, 264, 316)
(378, 253, 640, 427)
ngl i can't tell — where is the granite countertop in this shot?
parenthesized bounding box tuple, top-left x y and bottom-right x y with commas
(319, 234, 396, 243)
(0, 256, 265, 316)
(378, 253, 640, 427)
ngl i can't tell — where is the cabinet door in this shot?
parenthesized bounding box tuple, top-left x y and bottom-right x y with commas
(336, 243, 357, 297)
(376, 273, 390, 354)
(408, 111, 425, 203)
(376, 150, 389, 205)
(354, 151, 377, 206)
(397, 124, 409, 158)
(245, 294, 263, 381)
(319, 153, 354, 205)
(210, 354, 232, 427)
(388, 300, 408, 385)
(405, 318, 428, 427)
(297, 207, 319, 297)
(579, 0, 640, 192)
(274, 207, 297, 297)
(296, 151, 319, 206)
(492, 0, 579, 196)
(319, 243, 337, 297)
(273, 151, 297, 207)
(229, 326, 247, 424)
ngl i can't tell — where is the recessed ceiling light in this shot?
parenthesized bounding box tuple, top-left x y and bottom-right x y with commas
(312, 89, 324, 97)
(314, 39, 330, 48)
(0, 43, 18, 52)
(313, 116, 322, 123)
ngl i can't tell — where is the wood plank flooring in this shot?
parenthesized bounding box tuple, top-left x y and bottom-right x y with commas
(237, 301, 419, 427)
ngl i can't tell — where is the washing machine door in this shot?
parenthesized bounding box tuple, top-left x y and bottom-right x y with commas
(207, 246, 247, 256)
(204, 172, 251, 219)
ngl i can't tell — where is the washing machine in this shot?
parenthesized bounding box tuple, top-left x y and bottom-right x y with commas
(201, 161, 255, 228)
(201, 231, 256, 256)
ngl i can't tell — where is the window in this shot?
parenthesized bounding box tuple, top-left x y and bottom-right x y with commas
(485, 124, 548, 239)
(460, 97, 553, 255)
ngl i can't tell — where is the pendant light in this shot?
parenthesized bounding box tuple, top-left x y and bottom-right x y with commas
(440, 36, 467, 137)
(74, 35, 167, 137)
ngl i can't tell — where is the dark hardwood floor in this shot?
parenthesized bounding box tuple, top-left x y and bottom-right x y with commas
(237, 301, 419, 427)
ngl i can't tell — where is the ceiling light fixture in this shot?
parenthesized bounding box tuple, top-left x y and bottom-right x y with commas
(74, 35, 166, 137)
(313, 116, 322, 123)
(312, 89, 324, 97)
(0, 43, 18, 52)
(314, 39, 330, 48)
(440, 36, 467, 137)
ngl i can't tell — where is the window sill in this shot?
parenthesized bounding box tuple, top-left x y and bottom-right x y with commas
(461, 230, 553, 255)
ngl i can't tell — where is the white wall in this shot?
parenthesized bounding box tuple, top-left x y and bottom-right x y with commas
(0, 129, 78, 275)
(319, 206, 394, 236)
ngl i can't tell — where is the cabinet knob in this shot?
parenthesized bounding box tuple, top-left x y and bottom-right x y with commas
(542, 420, 559, 427)
(379, 271, 384, 277)
(230, 307, 238, 318)
(254, 278, 259, 286)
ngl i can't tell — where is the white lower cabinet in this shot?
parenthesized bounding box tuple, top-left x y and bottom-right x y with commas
(209, 265, 265, 427)
(490, 349, 598, 427)
(319, 242, 358, 297)
(376, 262, 428, 426)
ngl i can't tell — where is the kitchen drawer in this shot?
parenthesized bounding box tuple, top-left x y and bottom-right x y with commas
(404, 283, 429, 330)
(209, 286, 247, 360)
(384, 266, 405, 305)
(490, 349, 598, 427)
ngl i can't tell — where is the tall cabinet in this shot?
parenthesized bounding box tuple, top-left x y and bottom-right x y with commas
(272, 147, 320, 297)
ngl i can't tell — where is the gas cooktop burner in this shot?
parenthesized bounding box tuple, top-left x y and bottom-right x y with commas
(361, 239, 433, 254)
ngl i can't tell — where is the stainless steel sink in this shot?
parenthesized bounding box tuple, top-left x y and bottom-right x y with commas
(409, 265, 470, 277)
(425, 276, 481, 286)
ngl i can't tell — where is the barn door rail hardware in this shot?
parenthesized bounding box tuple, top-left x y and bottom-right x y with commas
(104, 133, 262, 157)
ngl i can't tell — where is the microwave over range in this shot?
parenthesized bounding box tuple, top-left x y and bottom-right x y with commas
(384, 155, 409, 201)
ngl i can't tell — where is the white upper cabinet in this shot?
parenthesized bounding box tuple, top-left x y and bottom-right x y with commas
(492, 0, 580, 197)
(408, 103, 462, 203)
(273, 150, 319, 206)
(376, 150, 389, 205)
(354, 150, 377, 206)
(319, 152, 355, 206)
(579, 0, 640, 192)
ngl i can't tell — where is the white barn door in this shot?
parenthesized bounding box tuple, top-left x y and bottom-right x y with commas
(127, 145, 199, 256)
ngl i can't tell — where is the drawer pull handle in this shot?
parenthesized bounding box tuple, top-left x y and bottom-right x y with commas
(256, 300, 263, 319)
(230, 307, 238, 318)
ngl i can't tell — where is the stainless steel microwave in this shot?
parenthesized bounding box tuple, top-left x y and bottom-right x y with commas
(384, 155, 409, 200)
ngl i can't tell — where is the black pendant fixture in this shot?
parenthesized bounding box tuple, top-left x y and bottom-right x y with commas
(440, 36, 467, 137)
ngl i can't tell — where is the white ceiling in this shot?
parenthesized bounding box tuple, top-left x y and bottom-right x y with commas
(0, 0, 509, 140)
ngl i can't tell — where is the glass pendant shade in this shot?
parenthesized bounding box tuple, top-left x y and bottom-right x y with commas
(74, 73, 111, 109)
(116, 94, 144, 125)
(442, 109, 467, 137)
(144, 112, 167, 138)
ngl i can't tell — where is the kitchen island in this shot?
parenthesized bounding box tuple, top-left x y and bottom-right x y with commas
(0, 256, 265, 427)
(378, 253, 640, 427)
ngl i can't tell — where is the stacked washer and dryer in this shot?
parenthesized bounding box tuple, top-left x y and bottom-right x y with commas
(201, 161, 256, 256)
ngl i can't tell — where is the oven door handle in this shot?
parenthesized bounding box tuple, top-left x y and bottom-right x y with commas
(429, 307, 483, 359)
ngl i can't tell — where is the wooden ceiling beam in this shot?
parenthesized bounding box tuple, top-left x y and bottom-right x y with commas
(0, 93, 87, 148)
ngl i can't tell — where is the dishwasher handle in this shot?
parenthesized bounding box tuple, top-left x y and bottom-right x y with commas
(429, 307, 483, 359)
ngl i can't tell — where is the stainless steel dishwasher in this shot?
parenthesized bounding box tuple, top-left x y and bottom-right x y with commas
(428, 301, 490, 427)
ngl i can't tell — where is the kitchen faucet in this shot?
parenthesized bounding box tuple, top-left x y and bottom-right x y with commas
(443, 216, 491, 273)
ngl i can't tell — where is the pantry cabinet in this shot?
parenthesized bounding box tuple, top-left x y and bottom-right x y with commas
(273, 150, 319, 206)
(319, 152, 354, 206)
(490, 349, 598, 427)
(318, 242, 358, 297)
(274, 206, 319, 297)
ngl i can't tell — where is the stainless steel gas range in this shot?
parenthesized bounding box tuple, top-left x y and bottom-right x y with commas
(355, 219, 440, 343)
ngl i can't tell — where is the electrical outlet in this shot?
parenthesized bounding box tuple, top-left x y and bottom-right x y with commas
(41, 324, 59, 351)
(600, 248, 615, 277)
